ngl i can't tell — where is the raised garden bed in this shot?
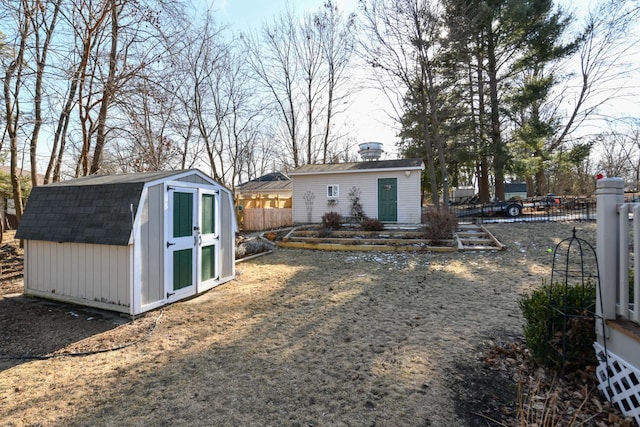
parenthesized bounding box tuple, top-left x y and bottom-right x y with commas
(276, 224, 504, 252)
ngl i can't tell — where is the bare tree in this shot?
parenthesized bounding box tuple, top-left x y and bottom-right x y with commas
(244, 6, 302, 167)
(58, 0, 177, 175)
(2, 0, 33, 223)
(552, 0, 640, 147)
(592, 120, 640, 189)
(43, 1, 110, 182)
(26, 0, 62, 186)
(221, 49, 266, 188)
(359, 0, 450, 206)
(243, 2, 355, 169)
(315, 1, 356, 164)
(298, 12, 325, 165)
(71, 0, 116, 176)
(115, 79, 183, 172)
(182, 11, 231, 181)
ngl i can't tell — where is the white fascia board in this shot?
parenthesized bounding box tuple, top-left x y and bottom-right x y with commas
(289, 165, 425, 177)
(141, 169, 218, 188)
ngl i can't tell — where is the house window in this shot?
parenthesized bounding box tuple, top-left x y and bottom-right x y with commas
(327, 184, 339, 198)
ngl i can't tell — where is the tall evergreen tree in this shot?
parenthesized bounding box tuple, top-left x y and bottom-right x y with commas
(439, 0, 576, 200)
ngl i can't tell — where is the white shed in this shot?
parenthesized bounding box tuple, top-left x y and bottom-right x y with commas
(16, 169, 237, 315)
(289, 159, 424, 224)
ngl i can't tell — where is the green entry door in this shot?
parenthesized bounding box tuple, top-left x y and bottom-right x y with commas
(199, 189, 219, 291)
(167, 188, 198, 301)
(378, 178, 398, 222)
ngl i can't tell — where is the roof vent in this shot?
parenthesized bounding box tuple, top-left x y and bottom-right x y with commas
(358, 142, 383, 161)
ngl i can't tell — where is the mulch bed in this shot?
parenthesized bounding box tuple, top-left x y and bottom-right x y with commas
(484, 338, 635, 426)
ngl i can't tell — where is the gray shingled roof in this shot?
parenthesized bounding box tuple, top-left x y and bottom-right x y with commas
(236, 180, 292, 193)
(236, 172, 291, 193)
(16, 170, 190, 246)
(246, 172, 289, 182)
(289, 158, 424, 175)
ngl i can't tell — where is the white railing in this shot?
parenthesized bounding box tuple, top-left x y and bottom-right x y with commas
(616, 203, 640, 323)
(596, 178, 640, 426)
(597, 178, 640, 325)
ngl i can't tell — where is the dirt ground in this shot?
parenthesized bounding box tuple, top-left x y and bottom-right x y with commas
(0, 222, 630, 426)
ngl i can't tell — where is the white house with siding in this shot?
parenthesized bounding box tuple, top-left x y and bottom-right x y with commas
(289, 159, 424, 224)
(15, 169, 237, 316)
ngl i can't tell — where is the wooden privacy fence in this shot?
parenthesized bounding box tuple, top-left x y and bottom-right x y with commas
(236, 194, 293, 231)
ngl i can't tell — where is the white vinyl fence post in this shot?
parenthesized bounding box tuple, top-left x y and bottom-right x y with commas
(596, 178, 625, 326)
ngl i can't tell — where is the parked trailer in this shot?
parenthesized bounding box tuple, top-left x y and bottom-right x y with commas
(455, 201, 523, 218)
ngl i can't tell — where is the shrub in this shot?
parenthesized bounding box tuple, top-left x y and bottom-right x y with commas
(317, 227, 333, 238)
(321, 211, 343, 230)
(360, 218, 384, 231)
(422, 208, 457, 243)
(348, 186, 367, 220)
(519, 280, 597, 371)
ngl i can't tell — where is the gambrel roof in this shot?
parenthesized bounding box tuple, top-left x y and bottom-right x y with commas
(16, 170, 208, 246)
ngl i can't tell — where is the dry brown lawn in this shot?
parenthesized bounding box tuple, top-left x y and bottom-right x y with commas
(0, 222, 602, 426)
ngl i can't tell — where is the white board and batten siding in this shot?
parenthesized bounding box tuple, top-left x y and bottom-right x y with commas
(23, 240, 132, 313)
(137, 182, 165, 310)
(292, 170, 422, 224)
(218, 187, 236, 282)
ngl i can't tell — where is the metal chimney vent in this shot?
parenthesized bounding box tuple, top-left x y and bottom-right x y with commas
(358, 142, 383, 161)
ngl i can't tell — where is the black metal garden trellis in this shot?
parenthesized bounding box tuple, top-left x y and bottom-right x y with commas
(547, 227, 605, 377)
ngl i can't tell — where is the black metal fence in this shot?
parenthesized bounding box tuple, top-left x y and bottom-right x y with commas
(445, 195, 597, 224)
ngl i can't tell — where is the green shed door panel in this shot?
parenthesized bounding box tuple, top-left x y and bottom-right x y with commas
(378, 178, 397, 222)
(199, 190, 219, 289)
(173, 248, 193, 290)
(202, 193, 216, 235)
(201, 245, 216, 282)
(166, 187, 220, 300)
(173, 192, 193, 237)
(167, 188, 197, 300)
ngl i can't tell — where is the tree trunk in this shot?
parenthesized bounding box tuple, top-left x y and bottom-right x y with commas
(3, 5, 30, 223)
(474, 46, 490, 203)
(478, 156, 490, 203)
(486, 27, 505, 201)
(425, 62, 448, 207)
(419, 87, 439, 207)
(45, 79, 77, 183)
(535, 167, 547, 195)
(90, 0, 118, 174)
(30, 0, 62, 186)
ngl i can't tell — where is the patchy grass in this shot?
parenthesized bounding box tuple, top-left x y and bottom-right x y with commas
(1, 222, 624, 426)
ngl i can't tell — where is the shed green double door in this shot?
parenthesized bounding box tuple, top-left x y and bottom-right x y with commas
(166, 187, 219, 301)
